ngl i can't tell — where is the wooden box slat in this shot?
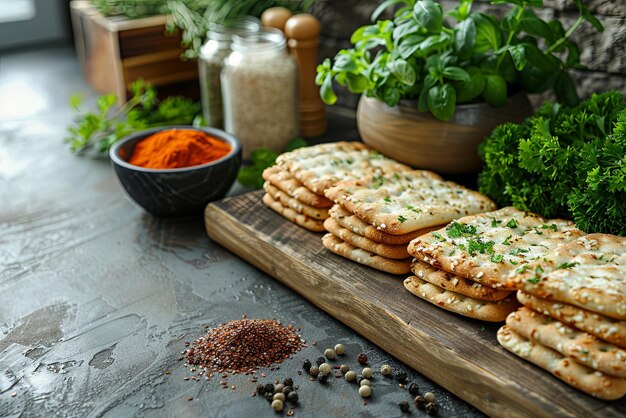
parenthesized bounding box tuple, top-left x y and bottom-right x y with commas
(204, 191, 626, 418)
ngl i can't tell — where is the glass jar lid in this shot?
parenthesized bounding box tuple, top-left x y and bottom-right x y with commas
(231, 28, 286, 54)
(207, 16, 261, 42)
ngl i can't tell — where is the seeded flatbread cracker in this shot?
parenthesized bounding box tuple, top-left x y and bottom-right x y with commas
(506, 308, 626, 378)
(517, 292, 626, 349)
(408, 207, 585, 290)
(403, 276, 519, 322)
(262, 165, 333, 208)
(497, 326, 626, 400)
(264, 182, 329, 220)
(262, 194, 325, 232)
(511, 234, 626, 320)
(277, 142, 412, 195)
(325, 170, 494, 235)
(324, 218, 409, 260)
(321, 234, 411, 275)
(329, 205, 439, 245)
(411, 260, 512, 301)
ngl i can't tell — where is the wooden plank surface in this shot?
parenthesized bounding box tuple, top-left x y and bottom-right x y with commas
(204, 191, 626, 418)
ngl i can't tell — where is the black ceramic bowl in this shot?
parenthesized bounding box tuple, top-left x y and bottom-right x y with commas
(110, 126, 242, 216)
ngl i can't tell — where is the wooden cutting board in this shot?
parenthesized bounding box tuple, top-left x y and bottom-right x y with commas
(205, 191, 626, 418)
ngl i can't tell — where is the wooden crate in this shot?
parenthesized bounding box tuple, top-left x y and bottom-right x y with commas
(70, 1, 199, 104)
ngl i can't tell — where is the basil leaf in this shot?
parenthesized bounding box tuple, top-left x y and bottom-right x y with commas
(428, 83, 456, 121)
(285, 137, 308, 152)
(332, 53, 358, 72)
(398, 34, 425, 59)
(388, 59, 416, 85)
(346, 73, 369, 93)
(452, 66, 485, 102)
(320, 73, 337, 105)
(424, 74, 438, 89)
(443, 66, 470, 82)
(393, 20, 420, 41)
(483, 74, 507, 108)
(472, 13, 502, 53)
(507, 44, 526, 71)
(519, 10, 554, 44)
(454, 18, 476, 59)
(371, 0, 405, 22)
(413, 0, 443, 33)
(417, 87, 429, 112)
(523, 43, 559, 71)
(554, 71, 579, 107)
(250, 149, 278, 166)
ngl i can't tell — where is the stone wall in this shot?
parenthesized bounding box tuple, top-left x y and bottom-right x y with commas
(311, 0, 625, 109)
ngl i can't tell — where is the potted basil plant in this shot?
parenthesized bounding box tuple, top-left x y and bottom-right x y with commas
(315, 0, 603, 173)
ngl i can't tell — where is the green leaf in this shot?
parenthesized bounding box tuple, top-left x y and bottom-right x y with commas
(522, 43, 559, 71)
(371, 0, 405, 22)
(418, 88, 429, 112)
(452, 66, 485, 103)
(393, 20, 419, 41)
(397, 34, 426, 58)
(388, 59, 416, 85)
(413, 0, 443, 33)
(428, 83, 456, 121)
(519, 11, 554, 44)
(237, 166, 265, 189)
(332, 53, 358, 72)
(346, 73, 369, 93)
(454, 18, 476, 59)
(285, 137, 308, 152)
(447, 0, 473, 21)
(472, 13, 502, 53)
(507, 44, 526, 71)
(443, 66, 470, 82)
(250, 149, 278, 167)
(320, 74, 337, 105)
(483, 74, 508, 108)
(69, 94, 83, 110)
(554, 71, 579, 107)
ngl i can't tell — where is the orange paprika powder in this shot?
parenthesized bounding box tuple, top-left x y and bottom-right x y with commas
(128, 129, 231, 169)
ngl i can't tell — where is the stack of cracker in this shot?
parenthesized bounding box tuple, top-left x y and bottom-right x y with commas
(499, 233, 626, 400)
(261, 142, 411, 232)
(406, 207, 586, 322)
(322, 170, 496, 274)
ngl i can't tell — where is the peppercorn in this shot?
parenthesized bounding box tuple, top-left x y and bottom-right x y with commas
(319, 363, 332, 374)
(357, 354, 368, 365)
(316, 357, 325, 366)
(359, 379, 371, 387)
(309, 366, 319, 377)
(265, 392, 274, 402)
(273, 393, 285, 402)
(283, 378, 293, 387)
(414, 395, 427, 409)
(426, 402, 439, 415)
(287, 391, 298, 403)
(303, 359, 312, 371)
(396, 371, 407, 383)
(334, 343, 345, 355)
(424, 391, 436, 403)
(318, 372, 330, 383)
(408, 382, 419, 396)
(282, 386, 292, 396)
(362, 367, 373, 379)
(274, 384, 285, 394)
(256, 384, 266, 395)
(380, 364, 392, 376)
(272, 399, 284, 412)
(358, 385, 371, 398)
(264, 384, 275, 395)
(324, 348, 336, 360)
(340, 365, 350, 375)
(399, 400, 410, 413)
(345, 371, 357, 382)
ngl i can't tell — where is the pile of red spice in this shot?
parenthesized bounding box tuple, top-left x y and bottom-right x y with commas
(185, 319, 305, 374)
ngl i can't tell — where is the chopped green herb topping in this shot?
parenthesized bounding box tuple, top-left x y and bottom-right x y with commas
(467, 239, 495, 256)
(393, 173, 401, 180)
(398, 215, 407, 223)
(510, 248, 530, 256)
(541, 224, 558, 231)
(491, 218, 502, 227)
(516, 265, 529, 274)
(581, 349, 589, 355)
(406, 204, 421, 213)
(432, 232, 446, 242)
(502, 235, 513, 245)
(491, 254, 504, 263)
(448, 249, 456, 256)
(371, 175, 384, 189)
(533, 226, 543, 235)
(510, 260, 518, 265)
(384, 197, 392, 203)
(446, 222, 477, 238)
(527, 277, 540, 284)
(557, 262, 579, 269)
(506, 219, 517, 228)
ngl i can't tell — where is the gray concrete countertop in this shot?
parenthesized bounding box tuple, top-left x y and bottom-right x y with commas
(0, 46, 483, 418)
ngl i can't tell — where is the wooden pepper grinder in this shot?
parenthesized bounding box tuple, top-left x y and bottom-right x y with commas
(261, 7, 293, 32)
(284, 14, 327, 137)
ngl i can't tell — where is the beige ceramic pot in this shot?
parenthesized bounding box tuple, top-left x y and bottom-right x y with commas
(357, 91, 533, 174)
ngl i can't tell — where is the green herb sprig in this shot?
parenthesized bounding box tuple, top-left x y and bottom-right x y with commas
(316, 0, 603, 121)
(66, 79, 201, 155)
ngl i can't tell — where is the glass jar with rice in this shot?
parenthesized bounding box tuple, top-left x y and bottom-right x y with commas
(221, 28, 299, 159)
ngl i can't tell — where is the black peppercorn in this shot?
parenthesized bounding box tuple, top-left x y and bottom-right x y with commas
(357, 354, 368, 365)
(284, 378, 293, 387)
(426, 402, 439, 415)
(399, 400, 410, 413)
(303, 360, 312, 371)
(414, 395, 427, 409)
(256, 384, 266, 395)
(316, 357, 326, 366)
(264, 391, 274, 402)
(408, 382, 419, 396)
(264, 383, 274, 394)
(282, 386, 292, 395)
(287, 391, 298, 403)
(396, 371, 407, 383)
(318, 372, 330, 383)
